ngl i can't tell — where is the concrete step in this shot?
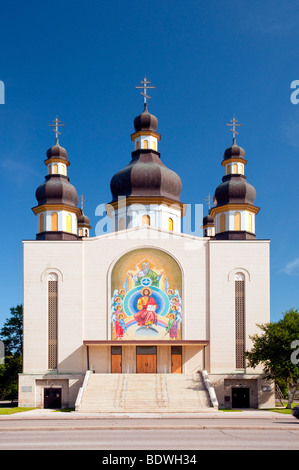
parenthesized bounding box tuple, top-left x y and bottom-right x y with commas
(77, 372, 212, 413)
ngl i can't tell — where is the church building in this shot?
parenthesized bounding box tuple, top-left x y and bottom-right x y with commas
(19, 79, 274, 411)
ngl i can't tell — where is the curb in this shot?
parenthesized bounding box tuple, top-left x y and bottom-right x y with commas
(0, 424, 298, 431)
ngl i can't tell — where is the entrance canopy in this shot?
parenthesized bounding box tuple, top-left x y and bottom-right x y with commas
(83, 340, 209, 346)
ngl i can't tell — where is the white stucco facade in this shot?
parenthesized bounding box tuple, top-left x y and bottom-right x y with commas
(19, 226, 274, 409)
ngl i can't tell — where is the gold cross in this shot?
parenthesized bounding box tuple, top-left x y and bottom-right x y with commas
(204, 194, 213, 210)
(226, 116, 242, 144)
(80, 194, 88, 212)
(49, 116, 65, 144)
(135, 76, 156, 107)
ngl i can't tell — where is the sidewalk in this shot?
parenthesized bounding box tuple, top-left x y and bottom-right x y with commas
(0, 407, 298, 431)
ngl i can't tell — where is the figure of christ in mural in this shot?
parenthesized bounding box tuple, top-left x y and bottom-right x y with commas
(134, 288, 158, 329)
(128, 261, 163, 287)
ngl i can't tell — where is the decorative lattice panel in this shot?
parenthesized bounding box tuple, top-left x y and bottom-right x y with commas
(235, 279, 245, 369)
(48, 279, 58, 370)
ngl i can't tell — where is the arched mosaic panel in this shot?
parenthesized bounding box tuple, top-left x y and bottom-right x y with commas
(111, 248, 183, 341)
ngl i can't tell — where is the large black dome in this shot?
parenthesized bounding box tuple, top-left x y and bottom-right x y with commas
(214, 175, 256, 206)
(110, 150, 182, 202)
(35, 175, 79, 207)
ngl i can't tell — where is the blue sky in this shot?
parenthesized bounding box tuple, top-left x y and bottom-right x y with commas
(0, 0, 298, 328)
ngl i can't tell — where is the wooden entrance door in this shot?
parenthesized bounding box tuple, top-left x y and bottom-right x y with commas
(171, 346, 182, 373)
(111, 346, 122, 373)
(136, 346, 157, 373)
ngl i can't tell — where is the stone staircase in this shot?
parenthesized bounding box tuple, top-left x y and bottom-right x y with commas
(76, 372, 213, 413)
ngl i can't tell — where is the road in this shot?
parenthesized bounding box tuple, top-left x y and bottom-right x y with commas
(0, 410, 298, 450)
(1, 428, 299, 450)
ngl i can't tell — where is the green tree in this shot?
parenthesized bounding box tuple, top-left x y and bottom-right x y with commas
(0, 305, 23, 400)
(0, 305, 23, 355)
(245, 308, 299, 408)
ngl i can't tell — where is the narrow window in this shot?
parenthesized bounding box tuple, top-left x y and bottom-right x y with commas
(48, 273, 58, 370)
(168, 217, 174, 231)
(136, 141, 140, 150)
(61, 165, 66, 176)
(235, 273, 245, 369)
(39, 213, 44, 233)
(152, 141, 156, 150)
(248, 213, 253, 233)
(143, 140, 148, 149)
(53, 164, 58, 174)
(51, 212, 58, 231)
(234, 212, 241, 231)
(142, 214, 151, 226)
(66, 214, 72, 233)
(233, 163, 238, 174)
(220, 213, 226, 232)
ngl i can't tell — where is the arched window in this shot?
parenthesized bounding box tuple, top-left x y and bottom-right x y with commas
(53, 164, 58, 174)
(248, 213, 253, 233)
(220, 214, 226, 232)
(168, 217, 174, 231)
(235, 272, 245, 369)
(143, 140, 148, 149)
(48, 273, 58, 370)
(51, 212, 58, 231)
(39, 213, 44, 233)
(66, 214, 72, 233)
(233, 163, 238, 174)
(234, 212, 241, 231)
(136, 141, 140, 150)
(240, 164, 244, 175)
(142, 214, 151, 226)
(152, 141, 156, 150)
(61, 165, 66, 176)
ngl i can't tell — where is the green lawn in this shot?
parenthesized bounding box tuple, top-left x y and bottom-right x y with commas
(0, 406, 35, 415)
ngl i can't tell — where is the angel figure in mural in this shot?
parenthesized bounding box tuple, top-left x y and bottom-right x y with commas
(114, 306, 128, 340)
(166, 312, 178, 339)
(128, 261, 163, 287)
(134, 288, 158, 329)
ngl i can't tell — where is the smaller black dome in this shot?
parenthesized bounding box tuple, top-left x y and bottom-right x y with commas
(134, 104, 158, 133)
(223, 144, 245, 161)
(203, 214, 214, 225)
(46, 144, 68, 161)
(78, 214, 90, 226)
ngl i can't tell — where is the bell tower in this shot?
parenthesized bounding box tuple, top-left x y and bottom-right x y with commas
(32, 117, 82, 240)
(209, 117, 260, 240)
(107, 77, 186, 232)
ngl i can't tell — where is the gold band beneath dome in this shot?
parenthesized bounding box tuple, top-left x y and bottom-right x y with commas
(221, 157, 247, 167)
(131, 130, 161, 141)
(44, 158, 70, 167)
(210, 203, 260, 218)
(106, 196, 186, 217)
(32, 204, 81, 217)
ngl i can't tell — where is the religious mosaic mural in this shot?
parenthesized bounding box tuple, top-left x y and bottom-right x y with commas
(111, 248, 182, 340)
